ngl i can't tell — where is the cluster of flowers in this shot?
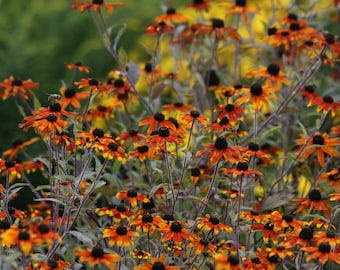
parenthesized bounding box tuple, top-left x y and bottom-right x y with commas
(0, 0, 340, 269)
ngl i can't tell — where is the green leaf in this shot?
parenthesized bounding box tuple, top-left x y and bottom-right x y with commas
(259, 192, 294, 212)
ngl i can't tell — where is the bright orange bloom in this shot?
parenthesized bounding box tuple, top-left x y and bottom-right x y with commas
(186, 0, 211, 11)
(65, 62, 90, 73)
(59, 87, 90, 109)
(213, 254, 243, 270)
(192, 19, 240, 41)
(322, 33, 340, 57)
(196, 137, 244, 165)
(221, 161, 262, 178)
(100, 140, 126, 162)
(0, 226, 37, 256)
(242, 256, 269, 270)
(196, 214, 232, 234)
(147, 126, 182, 152)
(266, 246, 294, 260)
(134, 255, 180, 270)
(314, 230, 340, 247)
(0, 76, 39, 100)
(2, 137, 39, 159)
(220, 0, 257, 21)
(119, 129, 146, 145)
(116, 189, 149, 208)
(293, 189, 331, 218)
(29, 259, 70, 270)
(129, 145, 151, 161)
(308, 95, 340, 117)
(179, 110, 208, 126)
(216, 103, 244, 123)
(247, 64, 290, 89)
(299, 85, 319, 101)
(281, 226, 315, 248)
(102, 225, 139, 247)
(294, 132, 340, 166)
(74, 77, 107, 92)
(160, 221, 192, 244)
(130, 214, 165, 234)
(76, 128, 113, 150)
(139, 112, 175, 133)
(85, 104, 114, 121)
(317, 167, 340, 190)
(268, 211, 304, 232)
(209, 116, 234, 133)
(155, 7, 188, 24)
(30, 223, 61, 247)
(131, 249, 151, 260)
(187, 236, 216, 255)
(96, 204, 132, 221)
(71, 0, 124, 14)
(163, 102, 193, 114)
(0, 159, 23, 179)
(236, 83, 278, 112)
(145, 21, 175, 35)
(252, 222, 278, 244)
(242, 142, 271, 161)
(301, 242, 340, 265)
(76, 247, 121, 268)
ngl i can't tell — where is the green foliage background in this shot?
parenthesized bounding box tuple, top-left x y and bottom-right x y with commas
(0, 0, 182, 150)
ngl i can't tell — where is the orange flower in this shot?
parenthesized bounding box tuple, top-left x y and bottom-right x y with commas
(147, 126, 182, 152)
(220, 0, 257, 22)
(281, 226, 315, 248)
(242, 256, 270, 270)
(213, 254, 243, 270)
(308, 95, 340, 117)
(0, 226, 37, 256)
(145, 21, 175, 35)
(242, 142, 271, 161)
(293, 189, 331, 218)
(179, 110, 208, 126)
(96, 204, 132, 221)
(186, 0, 211, 11)
(86, 104, 114, 121)
(188, 236, 215, 255)
(129, 145, 151, 162)
(74, 77, 107, 92)
(299, 85, 319, 101)
(2, 137, 39, 159)
(209, 117, 234, 133)
(236, 83, 278, 112)
(59, 87, 90, 109)
(301, 242, 340, 265)
(221, 161, 262, 178)
(134, 255, 180, 270)
(116, 189, 149, 208)
(103, 225, 139, 248)
(163, 102, 193, 114)
(294, 132, 340, 166)
(192, 19, 240, 41)
(71, 0, 124, 14)
(100, 140, 126, 162)
(268, 211, 304, 232)
(196, 137, 244, 165)
(76, 128, 113, 150)
(216, 103, 244, 123)
(160, 220, 191, 244)
(247, 64, 290, 89)
(76, 247, 121, 268)
(314, 230, 340, 247)
(196, 214, 232, 234)
(155, 7, 188, 24)
(139, 112, 175, 132)
(322, 33, 340, 57)
(130, 214, 165, 234)
(0, 159, 23, 179)
(65, 62, 90, 73)
(265, 246, 294, 260)
(30, 223, 61, 247)
(317, 167, 340, 189)
(30, 259, 70, 270)
(0, 76, 39, 100)
(119, 129, 146, 145)
(252, 222, 278, 244)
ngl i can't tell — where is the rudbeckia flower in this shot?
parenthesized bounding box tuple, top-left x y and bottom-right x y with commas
(294, 132, 340, 166)
(308, 95, 340, 117)
(2, 137, 39, 159)
(301, 242, 340, 265)
(116, 189, 149, 208)
(160, 220, 191, 244)
(65, 62, 90, 73)
(219, 0, 257, 22)
(103, 225, 139, 247)
(71, 0, 124, 14)
(155, 7, 188, 24)
(76, 247, 121, 268)
(0, 76, 39, 100)
(134, 255, 180, 270)
(213, 254, 243, 270)
(59, 87, 90, 109)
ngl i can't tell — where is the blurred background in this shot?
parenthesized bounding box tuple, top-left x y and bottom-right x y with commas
(0, 0, 184, 149)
